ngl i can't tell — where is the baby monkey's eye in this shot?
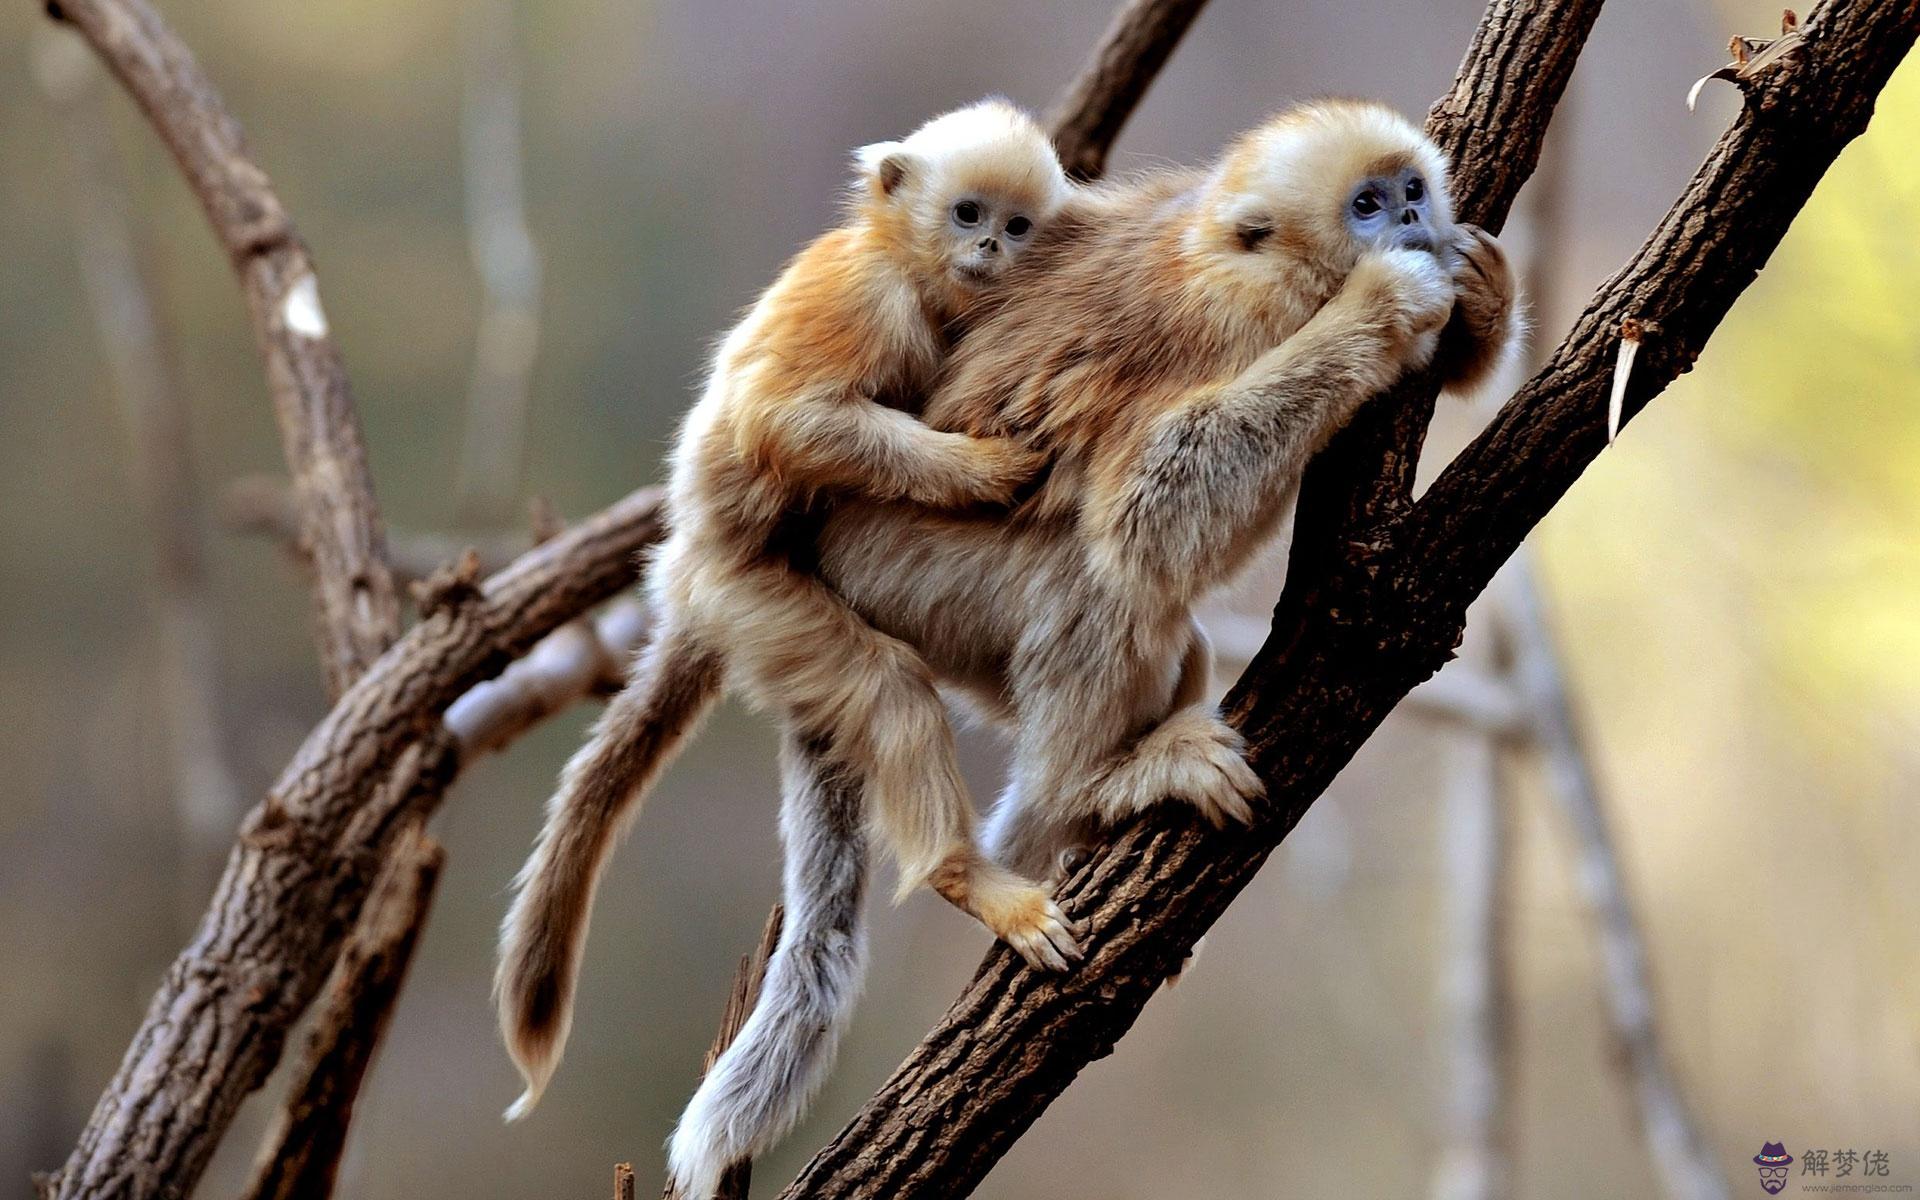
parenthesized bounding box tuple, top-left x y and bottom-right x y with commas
(1005, 215, 1032, 238)
(1405, 177, 1425, 202)
(953, 201, 982, 227)
(1352, 191, 1382, 217)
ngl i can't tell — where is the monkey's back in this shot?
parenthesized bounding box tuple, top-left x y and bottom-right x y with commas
(669, 225, 945, 558)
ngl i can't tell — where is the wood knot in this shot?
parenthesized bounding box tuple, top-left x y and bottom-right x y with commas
(410, 549, 484, 617)
(1687, 11, 1805, 111)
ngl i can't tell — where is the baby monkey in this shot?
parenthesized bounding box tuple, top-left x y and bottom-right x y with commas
(496, 100, 1080, 1135)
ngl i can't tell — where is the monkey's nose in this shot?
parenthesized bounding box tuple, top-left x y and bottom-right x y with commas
(1400, 209, 1418, 224)
(978, 236, 999, 253)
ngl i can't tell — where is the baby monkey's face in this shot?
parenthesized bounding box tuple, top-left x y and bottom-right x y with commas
(938, 186, 1044, 287)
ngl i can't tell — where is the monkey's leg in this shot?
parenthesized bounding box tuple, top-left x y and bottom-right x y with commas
(496, 612, 726, 1119)
(726, 566, 1078, 971)
(987, 619, 1257, 875)
(667, 734, 869, 1200)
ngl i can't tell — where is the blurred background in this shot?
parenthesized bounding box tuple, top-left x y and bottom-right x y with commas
(2, 0, 1917, 1196)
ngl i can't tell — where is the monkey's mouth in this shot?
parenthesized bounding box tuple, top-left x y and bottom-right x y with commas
(953, 260, 1000, 284)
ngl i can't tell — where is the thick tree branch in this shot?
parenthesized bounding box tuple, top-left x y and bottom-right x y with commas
(240, 821, 446, 1200)
(51, 0, 400, 695)
(1045, 0, 1210, 180)
(44, 487, 663, 1200)
(779, 1, 1914, 1195)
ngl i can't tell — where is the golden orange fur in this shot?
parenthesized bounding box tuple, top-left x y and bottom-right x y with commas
(810, 99, 1521, 884)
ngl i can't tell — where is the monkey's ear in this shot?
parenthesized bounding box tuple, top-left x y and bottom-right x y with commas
(1222, 196, 1274, 252)
(855, 141, 917, 197)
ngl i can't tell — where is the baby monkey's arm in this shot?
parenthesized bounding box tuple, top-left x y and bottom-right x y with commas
(749, 387, 1045, 510)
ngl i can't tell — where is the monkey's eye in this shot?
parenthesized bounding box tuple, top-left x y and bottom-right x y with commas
(1005, 215, 1033, 238)
(953, 201, 983, 227)
(1405, 177, 1425, 203)
(1352, 191, 1382, 217)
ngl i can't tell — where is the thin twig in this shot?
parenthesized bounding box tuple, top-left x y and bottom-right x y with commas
(1429, 709, 1513, 1200)
(662, 908, 786, 1200)
(456, 0, 543, 524)
(222, 474, 531, 583)
(1045, 0, 1210, 180)
(1501, 558, 1730, 1200)
(49, 0, 400, 697)
(240, 819, 447, 1200)
(32, 29, 245, 895)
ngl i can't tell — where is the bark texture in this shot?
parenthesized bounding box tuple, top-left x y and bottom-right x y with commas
(240, 824, 445, 1200)
(44, 488, 663, 1200)
(777, 1, 1915, 1196)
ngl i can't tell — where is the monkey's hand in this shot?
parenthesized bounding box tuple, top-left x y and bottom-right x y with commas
(1344, 247, 1456, 373)
(1086, 708, 1263, 830)
(913, 434, 1049, 510)
(1434, 224, 1521, 392)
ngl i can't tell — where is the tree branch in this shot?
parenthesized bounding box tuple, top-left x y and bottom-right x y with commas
(50, 0, 401, 695)
(455, 0, 543, 524)
(1500, 558, 1729, 1200)
(662, 908, 785, 1200)
(44, 487, 663, 1200)
(239, 821, 446, 1200)
(1045, 0, 1210, 180)
(778, 1, 1914, 1195)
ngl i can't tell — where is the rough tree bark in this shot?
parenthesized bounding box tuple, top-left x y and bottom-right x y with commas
(775, 1, 1915, 1196)
(662, 908, 785, 1200)
(39, 486, 662, 1200)
(240, 823, 446, 1200)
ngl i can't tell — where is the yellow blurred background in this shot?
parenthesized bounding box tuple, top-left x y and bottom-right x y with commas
(0, 0, 1915, 1196)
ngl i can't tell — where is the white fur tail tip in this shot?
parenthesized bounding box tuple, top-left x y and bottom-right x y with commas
(665, 1145, 726, 1200)
(503, 1082, 543, 1123)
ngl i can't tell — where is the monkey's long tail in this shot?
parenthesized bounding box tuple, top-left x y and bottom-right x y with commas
(496, 620, 726, 1121)
(666, 735, 869, 1200)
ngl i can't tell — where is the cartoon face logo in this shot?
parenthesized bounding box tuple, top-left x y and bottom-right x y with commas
(1754, 1142, 1793, 1194)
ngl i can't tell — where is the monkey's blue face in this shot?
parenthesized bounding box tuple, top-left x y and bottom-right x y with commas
(1346, 167, 1438, 254)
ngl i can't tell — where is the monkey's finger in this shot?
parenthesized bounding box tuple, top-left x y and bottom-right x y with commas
(1015, 931, 1072, 973)
(1038, 907, 1085, 962)
(1208, 784, 1256, 828)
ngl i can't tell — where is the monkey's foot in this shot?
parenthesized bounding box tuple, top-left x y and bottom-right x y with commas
(1094, 708, 1263, 829)
(967, 866, 1084, 972)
